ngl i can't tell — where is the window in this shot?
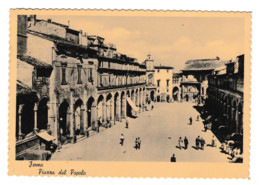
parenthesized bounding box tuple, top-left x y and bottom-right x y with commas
(77, 65, 82, 84)
(157, 80, 160, 87)
(61, 64, 67, 85)
(157, 69, 160, 73)
(88, 68, 93, 83)
(166, 79, 169, 87)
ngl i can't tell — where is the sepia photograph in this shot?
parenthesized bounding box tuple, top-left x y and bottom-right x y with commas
(8, 9, 251, 177)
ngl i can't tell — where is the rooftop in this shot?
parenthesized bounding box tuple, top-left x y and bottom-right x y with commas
(182, 58, 227, 71)
(154, 65, 174, 70)
(17, 55, 52, 69)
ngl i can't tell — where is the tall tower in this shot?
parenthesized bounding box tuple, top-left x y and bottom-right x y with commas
(144, 53, 157, 102)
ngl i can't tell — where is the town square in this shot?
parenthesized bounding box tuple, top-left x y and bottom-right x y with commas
(14, 14, 244, 163)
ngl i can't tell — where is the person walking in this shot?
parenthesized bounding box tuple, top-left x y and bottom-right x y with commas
(200, 137, 205, 150)
(170, 154, 176, 162)
(135, 138, 138, 150)
(137, 137, 141, 150)
(125, 119, 129, 129)
(120, 134, 125, 146)
(189, 117, 193, 125)
(211, 135, 216, 147)
(178, 137, 183, 149)
(195, 136, 200, 149)
(184, 137, 189, 149)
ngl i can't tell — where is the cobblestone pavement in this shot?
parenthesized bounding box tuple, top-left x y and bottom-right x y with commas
(51, 102, 229, 162)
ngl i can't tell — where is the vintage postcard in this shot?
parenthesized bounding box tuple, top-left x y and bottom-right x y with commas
(8, 9, 251, 178)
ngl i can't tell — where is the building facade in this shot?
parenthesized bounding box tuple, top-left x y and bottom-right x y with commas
(180, 58, 227, 104)
(172, 73, 181, 102)
(15, 15, 148, 159)
(206, 55, 244, 135)
(143, 54, 157, 103)
(154, 65, 174, 102)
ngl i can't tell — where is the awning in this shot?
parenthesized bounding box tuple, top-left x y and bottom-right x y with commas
(37, 132, 55, 142)
(126, 98, 139, 112)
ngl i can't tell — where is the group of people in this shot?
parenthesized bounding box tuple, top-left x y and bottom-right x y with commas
(134, 137, 142, 150)
(195, 136, 206, 150)
(178, 136, 189, 149)
(119, 134, 142, 150)
(221, 141, 242, 162)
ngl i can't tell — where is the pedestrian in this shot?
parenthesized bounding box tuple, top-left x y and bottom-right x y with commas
(135, 138, 138, 150)
(196, 115, 200, 121)
(99, 116, 102, 126)
(184, 137, 189, 149)
(204, 124, 208, 132)
(189, 117, 192, 125)
(211, 135, 216, 147)
(195, 136, 200, 149)
(178, 137, 183, 149)
(200, 137, 205, 150)
(120, 134, 124, 146)
(125, 119, 129, 129)
(137, 137, 141, 150)
(170, 154, 176, 162)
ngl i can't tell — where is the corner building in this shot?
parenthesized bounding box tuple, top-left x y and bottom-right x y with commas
(15, 15, 148, 158)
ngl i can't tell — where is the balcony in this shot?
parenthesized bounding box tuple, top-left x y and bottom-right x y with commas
(97, 82, 146, 90)
(98, 66, 146, 74)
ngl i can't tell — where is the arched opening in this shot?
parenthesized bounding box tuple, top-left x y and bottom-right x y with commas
(97, 95, 105, 126)
(139, 89, 142, 108)
(114, 92, 120, 121)
(131, 90, 135, 102)
(157, 95, 161, 102)
(166, 95, 170, 102)
(106, 93, 113, 122)
(172, 87, 179, 101)
(21, 102, 35, 136)
(74, 99, 84, 135)
(59, 101, 70, 137)
(185, 94, 189, 102)
(121, 91, 126, 118)
(135, 89, 139, 107)
(150, 91, 155, 102)
(37, 97, 49, 131)
(87, 97, 95, 128)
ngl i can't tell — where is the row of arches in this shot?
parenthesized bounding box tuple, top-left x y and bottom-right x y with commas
(207, 88, 243, 134)
(16, 95, 49, 140)
(57, 87, 146, 143)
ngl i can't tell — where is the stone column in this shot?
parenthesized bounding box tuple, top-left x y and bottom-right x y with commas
(95, 105, 99, 130)
(102, 101, 106, 123)
(18, 104, 24, 140)
(33, 103, 38, 133)
(69, 92, 75, 140)
(110, 99, 114, 124)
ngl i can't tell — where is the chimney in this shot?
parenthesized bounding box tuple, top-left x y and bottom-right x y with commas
(68, 21, 70, 27)
(47, 19, 52, 23)
(17, 15, 28, 56)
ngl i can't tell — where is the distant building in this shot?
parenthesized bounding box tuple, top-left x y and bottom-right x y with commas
(206, 55, 244, 135)
(180, 57, 227, 103)
(154, 65, 174, 102)
(172, 73, 181, 101)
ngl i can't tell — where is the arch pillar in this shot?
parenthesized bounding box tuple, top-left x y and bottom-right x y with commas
(69, 92, 75, 140)
(33, 103, 38, 133)
(18, 104, 24, 140)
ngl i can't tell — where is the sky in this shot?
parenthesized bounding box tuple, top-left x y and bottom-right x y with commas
(38, 15, 245, 72)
